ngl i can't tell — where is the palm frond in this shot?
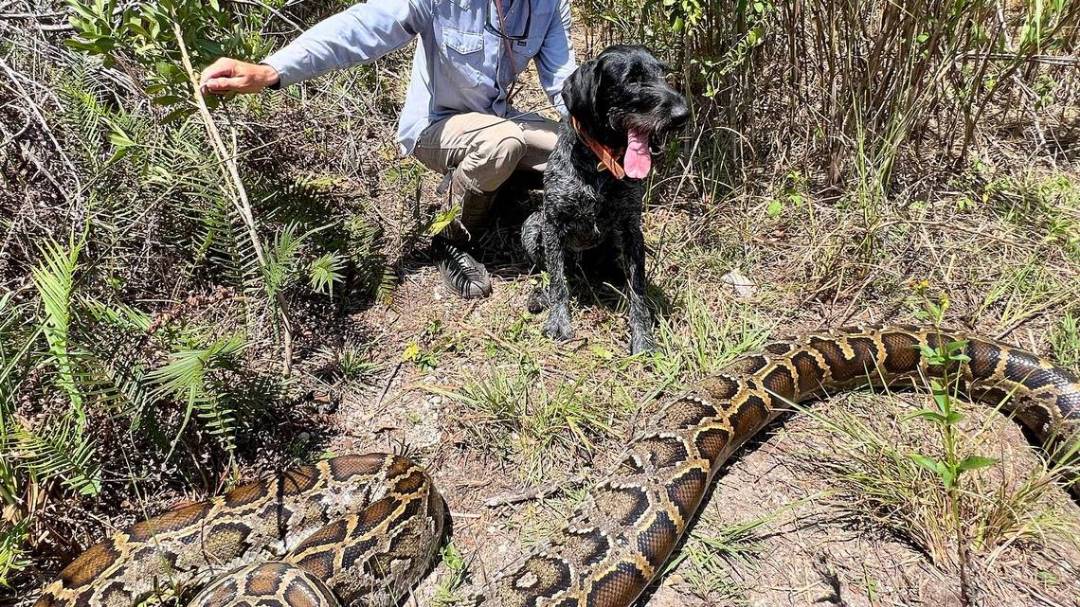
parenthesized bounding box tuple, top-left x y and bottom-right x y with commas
(146, 334, 246, 455)
(375, 267, 398, 305)
(344, 213, 392, 299)
(81, 296, 152, 333)
(309, 251, 345, 297)
(263, 222, 303, 299)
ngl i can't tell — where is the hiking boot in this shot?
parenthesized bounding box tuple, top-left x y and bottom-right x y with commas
(434, 237, 492, 299)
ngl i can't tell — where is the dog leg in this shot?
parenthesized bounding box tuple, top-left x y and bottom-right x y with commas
(541, 220, 573, 342)
(616, 222, 654, 354)
(522, 211, 549, 313)
(522, 210, 544, 266)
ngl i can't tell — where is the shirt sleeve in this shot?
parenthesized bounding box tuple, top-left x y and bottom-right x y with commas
(262, 0, 433, 87)
(535, 0, 576, 117)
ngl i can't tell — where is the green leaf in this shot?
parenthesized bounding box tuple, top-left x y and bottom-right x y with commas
(428, 206, 461, 237)
(68, 1, 99, 23)
(905, 409, 947, 424)
(944, 410, 963, 425)
(155, 61, 181, 78)
(161, 106, 192, 123)
(932, 391, 948, 411)
(919, 344, 946, 365)
(108, 129, 134, 149)
(589, 344, 615, 361)
(911, 454, 942, 475)
(957, 455, 997, 473)
(151, 95, 185, 106)
(64, 38, 103, 54)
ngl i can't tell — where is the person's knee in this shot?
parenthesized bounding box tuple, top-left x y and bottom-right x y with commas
(491, 129, 527, 164)
(464, 122, 526, 192)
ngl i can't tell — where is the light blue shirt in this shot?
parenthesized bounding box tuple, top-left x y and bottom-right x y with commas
(263, 0, 576, 156)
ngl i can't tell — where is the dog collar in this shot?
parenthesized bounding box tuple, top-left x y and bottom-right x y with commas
(570, 116, 626, 180)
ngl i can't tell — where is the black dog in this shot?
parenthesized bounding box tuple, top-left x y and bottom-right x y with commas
(523, 45, 689, 354)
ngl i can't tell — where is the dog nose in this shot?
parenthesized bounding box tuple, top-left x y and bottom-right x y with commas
(670, 103, 690, 128)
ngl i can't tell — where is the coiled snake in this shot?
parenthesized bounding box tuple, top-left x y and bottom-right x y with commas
(36, 325, 1080, 607)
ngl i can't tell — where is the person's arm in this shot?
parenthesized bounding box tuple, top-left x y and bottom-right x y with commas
(201, 0, 432, 94)
(535, 0, 576, 117)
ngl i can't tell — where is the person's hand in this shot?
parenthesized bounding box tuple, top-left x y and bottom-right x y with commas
(199, 58, 279, 95)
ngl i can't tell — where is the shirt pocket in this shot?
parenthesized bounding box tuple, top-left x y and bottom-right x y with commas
(507, 35, 542, 74)
(441, 27, 486, 87)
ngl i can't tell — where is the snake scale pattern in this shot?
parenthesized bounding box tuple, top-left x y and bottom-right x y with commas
(36, 325, 1080, 607)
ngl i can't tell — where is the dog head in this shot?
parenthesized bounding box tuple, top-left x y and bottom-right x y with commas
(562, 45, 689, 180)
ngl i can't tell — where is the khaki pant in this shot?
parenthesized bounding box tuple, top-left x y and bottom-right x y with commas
(413, 112, 559, 238)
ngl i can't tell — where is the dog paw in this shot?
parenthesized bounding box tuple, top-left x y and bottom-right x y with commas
(543, 313, 574, 342)
(527, 288, 548, 314)
(630, 333, 656, 356)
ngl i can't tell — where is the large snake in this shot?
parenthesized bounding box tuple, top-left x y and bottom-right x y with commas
(36, 325, 1080, 607)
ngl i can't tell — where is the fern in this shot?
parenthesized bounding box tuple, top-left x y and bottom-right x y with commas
(81, 296, 152, 334)
(0, 293, 36, 430)
(375, 267, 398, 305)
(31, 238, 86, 426)
(0, 518, 29, 588)
(0, 294, 36, 509)
(196, 393, 239, 453)
(344, 213, 393, 300)
(56, 64, 108, 167)
(14, 418, 101, 496)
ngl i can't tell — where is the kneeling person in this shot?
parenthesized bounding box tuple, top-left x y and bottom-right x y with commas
(200, 0, 577, 299)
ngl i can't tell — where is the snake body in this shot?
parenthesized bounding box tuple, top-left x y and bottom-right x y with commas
(36, 326, 1080, 607)
(35, 454, 445, 607)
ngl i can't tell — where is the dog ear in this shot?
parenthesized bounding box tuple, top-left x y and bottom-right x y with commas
(561, 57, 603, 124)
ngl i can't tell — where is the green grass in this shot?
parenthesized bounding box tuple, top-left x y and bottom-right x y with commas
(314, 339, 381, 381)
(431, 362, 623, 482)
(1050, 312, 1080, 370)
(798, 392, 1080, 570)
(430, 543, 470, 607)
(652, 284, 772, 381)
(669, 513, 772, 603)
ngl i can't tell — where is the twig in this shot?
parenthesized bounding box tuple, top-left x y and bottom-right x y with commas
(957, 52, 1080, 67)
(223, 0, 304, 32)
(483, 475, 585, 508)
(994, 287, 1080, 340)
(171, 21, 294, 375)
(0, 11, 66, 19)
(0, 55, 83, 197)
(375, 360, 404, 409)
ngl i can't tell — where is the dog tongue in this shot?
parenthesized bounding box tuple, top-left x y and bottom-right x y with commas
(624, 128, 651, 179)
